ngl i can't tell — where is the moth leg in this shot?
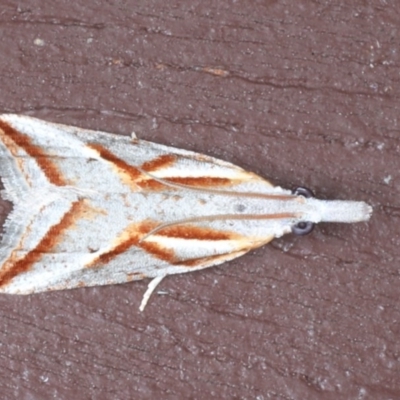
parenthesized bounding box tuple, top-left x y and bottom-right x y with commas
(139, 275, 166, 312)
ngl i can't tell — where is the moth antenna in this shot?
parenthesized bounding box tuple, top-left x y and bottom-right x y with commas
(139, 212, 298, 242)
(136, 167, 295, 201)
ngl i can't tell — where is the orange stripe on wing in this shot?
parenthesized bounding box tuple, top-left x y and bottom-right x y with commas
(153, 224, 234, 241)
(0, 120, 66, 186)
(141, 154, 177, 172)
(166, 177, 231, 187)
(90, 220, 177, 266)
(86, 145, 234, 192)
(137, 176, 232, 191)
(89, 220, 241, 267)
(90, 211, 296, 268)
(0, 200, 87, 289)
(87, 143, 143, 189)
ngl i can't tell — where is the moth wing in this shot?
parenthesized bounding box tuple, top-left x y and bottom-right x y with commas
(0, 227, 274, 294)
(0, 114, 280, 296)
(1, 114, 276, 194)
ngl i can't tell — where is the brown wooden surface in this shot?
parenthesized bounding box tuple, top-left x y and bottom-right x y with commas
(0, 1, 398, 399)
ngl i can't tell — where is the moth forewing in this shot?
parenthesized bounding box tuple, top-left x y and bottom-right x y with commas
(0, 114, 372, 310)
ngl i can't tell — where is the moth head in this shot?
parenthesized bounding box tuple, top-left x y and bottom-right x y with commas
(291, 187, 315, 236)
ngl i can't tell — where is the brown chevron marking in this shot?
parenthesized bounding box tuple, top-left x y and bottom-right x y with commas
(136, 179, 169, 190)
(93, 235, 139, 265)
(139, 241, 176, 262)
(87, 143, 142, 188)
(87, 144, 232, 191)
(91, 220, 177, 266)
(93, 214, 285, 268)
(137, 176, 232, 191)
(141, 154, 176, 172)
(166, 176, 232, 187)
(154, 224, 234, 241)
(0, 120, 66, 186)
(89, 219, 241, 267)
(136, 220, 240, 241)
(0, 200, 87, 288)
(135, 220, 160, 234)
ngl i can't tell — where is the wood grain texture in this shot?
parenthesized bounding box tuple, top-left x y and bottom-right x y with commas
(0, 1, 397, 399)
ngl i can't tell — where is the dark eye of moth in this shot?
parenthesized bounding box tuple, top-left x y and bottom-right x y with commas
(292, 220, 315, 236)
(292, 186, 315, 236)
(293, 186, 314, 198)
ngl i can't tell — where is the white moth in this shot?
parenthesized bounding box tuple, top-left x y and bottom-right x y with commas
(0, 115, 372, 310)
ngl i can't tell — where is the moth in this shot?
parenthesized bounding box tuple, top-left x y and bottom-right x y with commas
(0, 115, 372, 310)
